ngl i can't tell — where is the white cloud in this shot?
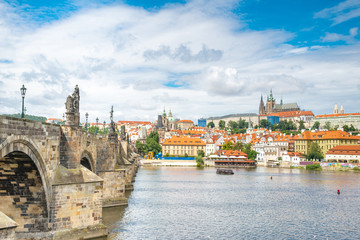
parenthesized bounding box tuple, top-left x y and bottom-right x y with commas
(314, 0, 360, 25)
(0, 0, 360, 122)
(321, 27, 358, 43)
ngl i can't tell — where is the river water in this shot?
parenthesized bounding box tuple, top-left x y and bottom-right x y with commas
(103, 167, 360, 240)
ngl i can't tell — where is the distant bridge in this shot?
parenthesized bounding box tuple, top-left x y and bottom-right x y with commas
(0, 86, 139, 239)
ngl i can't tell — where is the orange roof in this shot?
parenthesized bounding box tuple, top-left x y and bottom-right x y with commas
(327, 145, 360, 155)
(162, 136, 205, 146)
(214, 150, 248, 158)
(286, 152, 305, 157)
(181, 130, 206, 135)
(177, 120, 194, 123)
(316, 113, 360, 118)
(294, 130, 359, 140)
(265, 111, 314, 118)
(273, 135, 291, 142)
(117, 121, 152, 125)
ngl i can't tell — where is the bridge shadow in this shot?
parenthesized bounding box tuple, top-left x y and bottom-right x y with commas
(0, 151, 48, 233)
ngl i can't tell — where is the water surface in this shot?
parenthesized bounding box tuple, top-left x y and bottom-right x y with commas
(103, 167, 360, 239)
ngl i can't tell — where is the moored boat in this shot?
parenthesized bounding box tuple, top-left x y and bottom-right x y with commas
(216, 169, 234, 175)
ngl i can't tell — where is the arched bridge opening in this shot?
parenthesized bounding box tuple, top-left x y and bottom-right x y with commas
(0, 151, 48, 232)
(80, 157, 93, 172)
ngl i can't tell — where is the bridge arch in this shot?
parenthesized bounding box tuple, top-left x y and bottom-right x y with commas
(80, 150, 95, 172)
(0, 138, 50, 232)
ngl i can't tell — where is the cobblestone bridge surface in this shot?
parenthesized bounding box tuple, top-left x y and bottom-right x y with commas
(0, 86, 139, 239)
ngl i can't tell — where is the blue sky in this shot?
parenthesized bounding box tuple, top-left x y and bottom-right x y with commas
(1, 0, 360, 122)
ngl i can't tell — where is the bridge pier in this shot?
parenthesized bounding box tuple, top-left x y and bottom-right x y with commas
(98, 169, 127, 207)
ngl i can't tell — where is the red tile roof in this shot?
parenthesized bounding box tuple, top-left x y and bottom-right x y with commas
(327, 145, 360, 155)
(294, 130, 359, 140)
(214, 150, 248, 158)
(177, 120, 194, 123)
(316, 113, 360, 118)
(264, 110, 314, 118)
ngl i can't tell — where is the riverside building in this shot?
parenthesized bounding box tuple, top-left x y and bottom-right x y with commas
(162, 136, 206, 157)
(293, 130, 360, 157)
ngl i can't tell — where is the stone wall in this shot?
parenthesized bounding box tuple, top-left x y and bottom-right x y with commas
(50, 166, 103, 231)
(98, 170, 126, 207)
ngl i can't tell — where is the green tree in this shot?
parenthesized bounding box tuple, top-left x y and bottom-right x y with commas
(135, 141, 145, 156)
(306, 142, 323, 160)
(343, 125, 349, 132)
(143, 131, 162, 156)
(324, 121, 331, 130)
(259, 119, 271, 129)
(219, 120, 226, 130)
(197, 150, 205, 157)
(298, 120, 305, 130)
(311, 121, 320, 130)
(222, 141, 233, 150)
(228, 120, 239, 129)
(278, 120, 297, 131)
(238, 119, 248, 129)
(144, 138, 162, 156)
(148, 131, 160, 143)
(349, 124, 356, 131)
(207, 121, 215, 128)
(195, 156, 204, 167)
(233, 141, 243, 151)
(242, 143, 257, 160)
(271, 123, 279, 130)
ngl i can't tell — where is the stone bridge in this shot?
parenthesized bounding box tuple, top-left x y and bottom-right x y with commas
(0, 86, 139, 239)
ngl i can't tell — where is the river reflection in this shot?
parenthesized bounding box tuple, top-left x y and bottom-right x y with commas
(103, 167, 360, 240)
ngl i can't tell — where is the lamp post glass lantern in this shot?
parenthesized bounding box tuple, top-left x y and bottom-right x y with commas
(85, 112, 89, 131)
(103, 121, 106, 133)
(20, 84, 27, 118)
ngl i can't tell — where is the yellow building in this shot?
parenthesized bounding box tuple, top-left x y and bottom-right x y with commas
(293, 130, 360, 157)
(162, 136, 205, 157)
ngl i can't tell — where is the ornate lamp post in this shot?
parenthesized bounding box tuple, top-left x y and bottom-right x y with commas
(103, 121, 106, 133)
(85, 112, 89, 131)
(96, 117, 99, 134)
(20, 84, 27, 118)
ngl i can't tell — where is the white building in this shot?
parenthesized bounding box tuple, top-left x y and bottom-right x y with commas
(325, 145, 360, 163)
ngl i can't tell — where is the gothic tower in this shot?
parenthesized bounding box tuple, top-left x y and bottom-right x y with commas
(333, 104, 339, 114)
(266, 89, 276, 114)
(259, 95, 265, 115)
(340, 105, 344, 114)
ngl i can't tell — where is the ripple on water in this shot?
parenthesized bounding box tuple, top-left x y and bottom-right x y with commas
(104, 167, 360, 240)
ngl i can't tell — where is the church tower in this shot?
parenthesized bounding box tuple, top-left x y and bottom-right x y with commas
(259, 95, 265, 115)
(340, 105, 344, 114)
(266, 89, 276, 114)
(162, 108, 168, 129)
(333, 104, 339, 114)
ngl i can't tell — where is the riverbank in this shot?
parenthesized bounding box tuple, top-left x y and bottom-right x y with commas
(141, 159, 360, 172)
(140, 159, 197, 166)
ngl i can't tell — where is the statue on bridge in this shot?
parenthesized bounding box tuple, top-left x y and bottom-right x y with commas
(65, 85, 80, 126)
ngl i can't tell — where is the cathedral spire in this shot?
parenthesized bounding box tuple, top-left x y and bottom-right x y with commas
(259, 95, 265, 115)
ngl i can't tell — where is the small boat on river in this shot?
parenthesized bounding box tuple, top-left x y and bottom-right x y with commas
(216, 169, 234, 175)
